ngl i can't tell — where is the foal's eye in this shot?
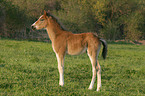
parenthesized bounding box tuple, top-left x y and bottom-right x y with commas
(40, 19, 45, 21)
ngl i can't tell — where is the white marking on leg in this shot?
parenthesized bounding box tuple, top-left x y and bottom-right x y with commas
(88, 52, 96, 90)
(97, 62, 101, 91)
(56, 54, 64, 86)
(96, 45, 102, 91)
(88, 66, 96, 89)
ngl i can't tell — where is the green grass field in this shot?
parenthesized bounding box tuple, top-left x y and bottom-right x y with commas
(0, 39, 145, 96)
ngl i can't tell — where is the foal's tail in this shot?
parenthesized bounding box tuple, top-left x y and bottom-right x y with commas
(99, 38, 107, 59)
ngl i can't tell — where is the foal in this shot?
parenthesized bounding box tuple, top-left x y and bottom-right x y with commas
(31, 10, 107, 91)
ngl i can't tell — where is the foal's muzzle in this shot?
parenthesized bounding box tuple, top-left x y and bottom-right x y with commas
(31, 25, 36, 30)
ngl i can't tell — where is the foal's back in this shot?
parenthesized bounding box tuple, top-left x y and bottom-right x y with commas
(65, 32, 100, 55)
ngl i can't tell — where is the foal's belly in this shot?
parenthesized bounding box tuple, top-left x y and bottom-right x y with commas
(67, 46, 87, 55)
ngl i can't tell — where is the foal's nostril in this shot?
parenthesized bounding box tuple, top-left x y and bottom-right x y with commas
(31, 25, 36, 30)
(31, 25, 34, 29)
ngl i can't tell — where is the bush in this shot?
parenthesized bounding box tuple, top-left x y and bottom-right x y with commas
(55, 0, 97, 33)
(100, 21, 120, 41)
(124, 12, 143, 41)
(0, 1, 26, 38)
(0, 0, 145, 41)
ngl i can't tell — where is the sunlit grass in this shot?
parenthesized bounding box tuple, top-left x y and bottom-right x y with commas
(0, 39, 145, 95)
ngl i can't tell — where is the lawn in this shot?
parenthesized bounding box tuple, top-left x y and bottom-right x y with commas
(0, 39, 145, 96)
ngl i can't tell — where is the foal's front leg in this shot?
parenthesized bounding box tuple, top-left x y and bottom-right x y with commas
(56, 53, 65, 86)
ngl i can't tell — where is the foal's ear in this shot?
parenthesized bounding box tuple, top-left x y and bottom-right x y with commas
(47, 10, 50, 13)
(44, 10, 51, 17)
(44, 10, 47, 16)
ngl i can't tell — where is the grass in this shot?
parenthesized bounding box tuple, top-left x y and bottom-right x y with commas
(0, 39, 145, 96)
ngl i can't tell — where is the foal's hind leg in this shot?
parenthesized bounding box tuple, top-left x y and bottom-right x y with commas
(88, 44, 101, 91)
(96, 60, 101, 91)
(88, 50, 97, 90)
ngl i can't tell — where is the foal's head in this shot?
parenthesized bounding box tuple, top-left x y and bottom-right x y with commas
(31, 10, 51, 30)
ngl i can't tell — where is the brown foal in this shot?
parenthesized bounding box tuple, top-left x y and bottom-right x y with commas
(31, 10, 107, 91)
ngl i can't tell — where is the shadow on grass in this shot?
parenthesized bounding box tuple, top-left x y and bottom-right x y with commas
(0, 83, 13, 89)
(0, 64, 5, 67)
(107, 41, 134, 45)
(0, 37, 51, 43)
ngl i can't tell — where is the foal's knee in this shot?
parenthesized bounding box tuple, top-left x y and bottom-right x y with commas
(97, 66, 101, 74)
(96, 61, 101, 73)
(58, 65, 64, 72)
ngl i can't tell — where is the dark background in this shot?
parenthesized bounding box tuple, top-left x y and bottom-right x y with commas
(0, 0, 145, 41)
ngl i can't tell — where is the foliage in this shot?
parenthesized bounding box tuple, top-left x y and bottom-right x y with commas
(124, 12, 143, 40)
(0, 0, 27, 38)
(0, 0, 145, 41)
(92, 0, 145, 40)
(91, 0, 108, 25)
(100, 21, 120, 41)
(56, 0, 96, 33)
(0, 39, 145, 95)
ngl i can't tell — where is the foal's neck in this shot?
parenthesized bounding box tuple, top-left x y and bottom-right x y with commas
(46, 20, 63, 42)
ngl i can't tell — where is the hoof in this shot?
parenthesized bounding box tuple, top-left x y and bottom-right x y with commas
(96, 86, 101, 91)
(88, 87, 93, 90)
(59, 82, 64, 87)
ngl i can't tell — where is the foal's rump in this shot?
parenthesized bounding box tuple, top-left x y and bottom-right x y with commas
(87, 33, 107, 59)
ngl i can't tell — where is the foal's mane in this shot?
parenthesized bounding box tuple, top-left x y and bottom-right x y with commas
(46, 12, 66, 31)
